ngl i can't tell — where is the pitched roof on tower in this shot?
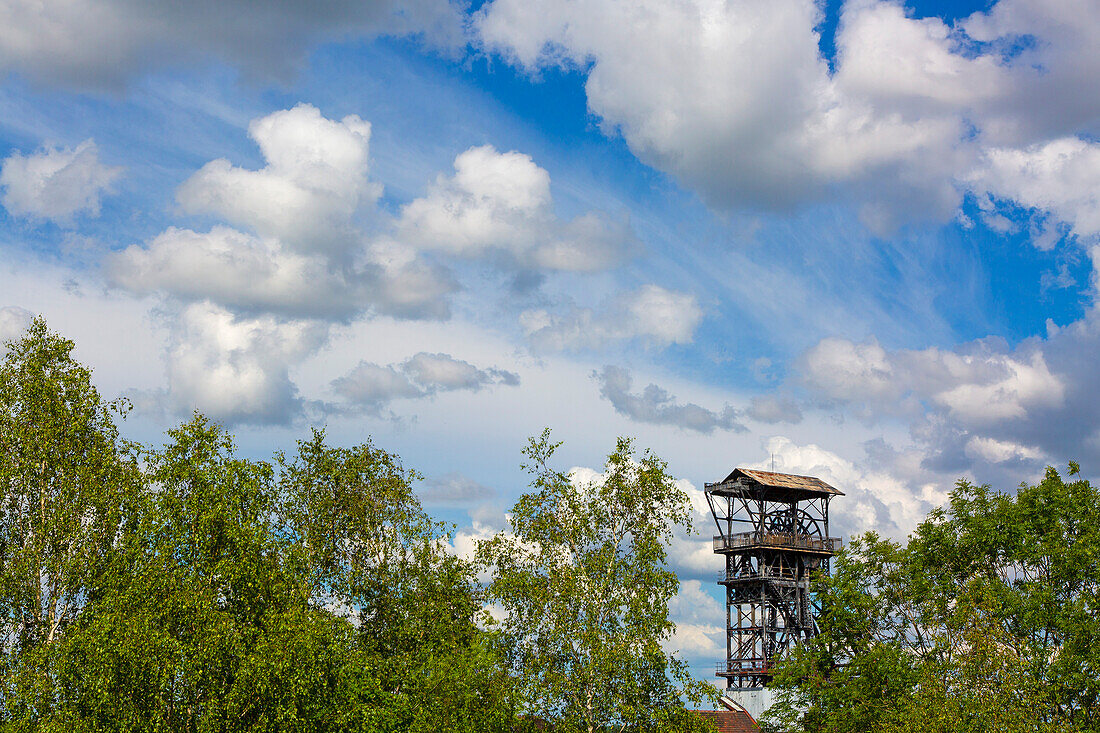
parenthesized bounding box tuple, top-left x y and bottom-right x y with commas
(706, 467, 844, 499)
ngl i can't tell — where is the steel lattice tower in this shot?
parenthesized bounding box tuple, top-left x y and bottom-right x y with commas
(705, 468, 843, 689)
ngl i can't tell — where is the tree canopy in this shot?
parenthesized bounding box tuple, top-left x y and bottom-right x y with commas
(0, 320, 709, 733)
(764, 466, 1100, 733)
(478, 430, 717, 733)
(0, 319, 518, 732)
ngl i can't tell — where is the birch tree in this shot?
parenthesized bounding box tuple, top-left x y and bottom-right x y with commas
(0, 318, 138, 721)
(478, 430, 716, 733)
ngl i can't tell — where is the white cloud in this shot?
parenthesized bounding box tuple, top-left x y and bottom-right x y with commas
(0, 0, 466, 88)
(521, 284, 702, 351)
(594, 365, 744, 434)
(800, 337, 898, 406)
(665, 580, 724, 658)
(331, 351, 519, 414)
(964, 436, 1043, 465)
(397, 144, 636, 271)
(747, 435, 944, 540)
(834, 0, 1006, 113)
(475, 0, 968, 229)
(0, 306, 34, 345)
(109, 226, 358, 319)
(934, 352, 1063, 424)
(164, 302, 327, 426)
(330, 362, 422, 407)
(969, 137, 1100, 240)
(801, 336, 1065, 427)
(0, 140, 121, 221)
(176, 104, 380, 254)
(361, 237, 457, 320)
(109, 104, 458, 398)
(108, 227, 455, 321)
(450, 515, 505, 565)
(403, 351, 520, 390)
(794, 303, 1100, 481)
(962, 0, 1100, 143)
(474, 0, 1100, 232)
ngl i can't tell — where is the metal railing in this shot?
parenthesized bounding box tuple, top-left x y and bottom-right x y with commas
(715, 660, 771, 675)
(712, 532, 842, 553)
(717, 569, 798, 583)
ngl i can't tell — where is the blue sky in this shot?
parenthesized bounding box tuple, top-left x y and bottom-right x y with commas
(2, 0, 1100, 690)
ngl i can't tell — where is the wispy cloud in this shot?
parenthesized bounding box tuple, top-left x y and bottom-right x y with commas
(593, 365, 744, 434)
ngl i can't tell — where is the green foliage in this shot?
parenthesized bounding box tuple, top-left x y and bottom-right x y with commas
(764, 466, 1100, 733)
(478, 430, 717, 733)
(0, 320, 733, 732)
(277, 431, 517, 733)
(0, 317, 141, 725)
(44, 416, 389, 732)
(0, 320, 516, 732)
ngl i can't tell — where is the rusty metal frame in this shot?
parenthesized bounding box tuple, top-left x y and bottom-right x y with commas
(707, 471, 842, 689)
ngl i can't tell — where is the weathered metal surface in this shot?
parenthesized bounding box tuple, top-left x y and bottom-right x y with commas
(707, 467, 842, 690)
(709, 468, 844, 497)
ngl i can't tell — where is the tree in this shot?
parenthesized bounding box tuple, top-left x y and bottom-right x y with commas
(478, 430, 716, 733)
(49, 420, 515, 732)
(46, 416, 388, 732)
(764, 466, 1100, 733)
(0, 320, 516, 731)
(278, 431, 517, 733)
(0, 318, 140, 726)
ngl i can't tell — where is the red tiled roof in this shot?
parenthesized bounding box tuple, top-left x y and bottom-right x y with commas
(694, 709, 760, 733)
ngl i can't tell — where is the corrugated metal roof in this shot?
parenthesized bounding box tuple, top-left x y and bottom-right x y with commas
(720, 468, 844, 496)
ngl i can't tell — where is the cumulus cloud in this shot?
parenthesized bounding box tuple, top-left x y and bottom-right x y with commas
(801, 336, 1065, 428)
(594, 365, 744, 434)
(0, 306, 34, 345)
(969, 137, 1100, 241)
(0, 0, 466, 88)
(475, 0, 967, 229)
(474, 0, 1100, 232)
(746, 435, 946, 540)
(332, 351, 519, 414)
(108, 227, 455, 321)
(521, 284, 702, 351)
(397, 144, 637, 271)
(962, 0, 1100, 143)
(163, 302, 328, 426)
(964, 436, 1043, 465)
(176, 104, 381, 254)
(109, 227, 358, 319)
(113, 104, 664, 425)
(793, 304, 1100, 479)
(1, 140, 121, 221)
(110, 102, 455, 334)
(665, 580, 724, 658)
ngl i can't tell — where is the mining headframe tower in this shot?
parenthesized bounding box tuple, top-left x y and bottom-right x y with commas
(706, 468, 843, 690)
